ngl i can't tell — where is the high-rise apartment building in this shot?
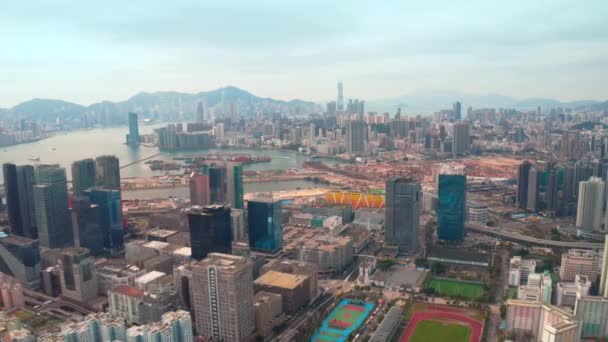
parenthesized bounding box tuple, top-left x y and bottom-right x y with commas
(187, 204, 232, 260)
(452, 122, 470, 155)
(346, 120, 366, 154)
(34, 166, 72, 248)
(560, 249, 600, 282)
(59, 247, 98, 303)
(576, 177, 605, 232)
(384, 177, 421, 255)
(437, 165, 466, 241)
(95, 155, 120, 190)
(506, 299, 580, 342)
(0, 234, 40, 289)
(248, 194, 282, 253)
(71, 158, 96, 196)
(2, 163, 37, 239)
(190, 253, 254, 341)
(126, 112, 140, 145)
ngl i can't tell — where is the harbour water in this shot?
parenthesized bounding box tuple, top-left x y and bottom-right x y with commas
(0, 125, 345, 196)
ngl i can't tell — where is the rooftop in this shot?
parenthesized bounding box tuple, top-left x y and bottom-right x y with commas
(147, 229, 177, 238)
(134, 271, 166, 285)
(255, 270, 307, 290)
(112, 286, 144, 298)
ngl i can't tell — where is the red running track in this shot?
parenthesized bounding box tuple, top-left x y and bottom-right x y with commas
(400, 311, 482, 342)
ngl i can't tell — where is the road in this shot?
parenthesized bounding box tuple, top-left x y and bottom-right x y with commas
(467, 222, 604, 249)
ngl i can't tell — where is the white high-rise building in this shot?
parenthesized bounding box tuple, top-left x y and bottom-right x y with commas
(517, 271, 552, 303)
(506, 299, 580, 342)
(577, 177, 605, 232)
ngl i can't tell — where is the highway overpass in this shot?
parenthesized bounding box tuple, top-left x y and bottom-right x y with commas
(466, 222, 604, 249)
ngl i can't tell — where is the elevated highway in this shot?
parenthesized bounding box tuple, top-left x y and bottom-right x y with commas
(466, 222, 604, 249)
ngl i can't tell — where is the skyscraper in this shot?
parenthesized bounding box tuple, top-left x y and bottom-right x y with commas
(453, 101, 462, 120)
(226, 163, 244, 209)
(576, 177, 605, 232)
(95, 155, 121, 190)
(71, 158, 96, 196)
(527, 166, 539, 211)
(87, 188, 124, 255)
(187, 204, 232, 261)
(575, 160, 595, 197)
(452, 122, 470, 155)
(437, 165, 466, 241)
(248, 194, 282, 254)
(126, 112, 140, 145)
(189, 171, 210, 206)
(337, 82, 344, 112)
(0, 234, 41, 289)
(384, 178, 421, 255)
(34, 166, 72, 249)
(58, 247, 98, 303)
(599, 235, 608, 296)
(208, 165, 227, 203)
(196, 101, 205, 123)
(545, 161, 559, 216)
(562, 161, 576, 215)
(190, 253, 254, 341)
(70, 196, 103, 255)
(517, 161, 532, 210)
(3, 163, 37, 238)
(346, 120, 366, 154)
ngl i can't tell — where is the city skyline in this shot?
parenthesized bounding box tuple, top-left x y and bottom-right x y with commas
(1, 1, 607, 107)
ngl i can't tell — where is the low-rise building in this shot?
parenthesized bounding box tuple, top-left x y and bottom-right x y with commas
(556, 274, 591, 308)
(517, 271, 552, 303)
(254, 291, 284, 338)
(371, 307, 403, 342)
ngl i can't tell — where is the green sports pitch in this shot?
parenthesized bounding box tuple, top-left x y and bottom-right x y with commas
(427, 278, 484, 300)
(409, 320, 472, 342)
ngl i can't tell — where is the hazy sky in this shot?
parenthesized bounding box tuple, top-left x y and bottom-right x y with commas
(1, 0, 607, 107)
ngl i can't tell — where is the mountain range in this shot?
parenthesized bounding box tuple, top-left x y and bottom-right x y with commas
(0, 87, 606, 122)
(0, 86, 319, 124)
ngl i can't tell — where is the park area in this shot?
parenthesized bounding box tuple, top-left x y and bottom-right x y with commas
(311, 299, 374, 342)
(400, 304, 483, 342)
(427, 278, 485, 300)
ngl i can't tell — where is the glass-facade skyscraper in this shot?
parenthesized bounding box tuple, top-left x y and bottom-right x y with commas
(385, 177, 421, 255)
(126, 112, 140, 145)
(208, 165, 226, 203)
(437, 166, 466, 241)
(248, 195, 282, 253)
(71, 158, 96, 196)
(87, 188, 124, 255)
(227, 163, 244, 209)
(2, 163, 37, 238)
(34, 166, 73, 249)
(187, 204, 232, 260)
(95, 155, 121, 190)
(0, 233, 41, 289)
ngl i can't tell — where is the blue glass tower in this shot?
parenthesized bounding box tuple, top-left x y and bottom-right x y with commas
(126, 112, 139, 145)
(437, 173, 466, 241)
(87, 188, 124, 255)
(247, 195, 282, 253)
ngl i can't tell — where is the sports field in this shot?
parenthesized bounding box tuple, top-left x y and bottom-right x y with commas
(400, 304, 483, 342)
(311, 299, 374, 342)
(408, 320, 471, 342)
(428, 278, 484, 299)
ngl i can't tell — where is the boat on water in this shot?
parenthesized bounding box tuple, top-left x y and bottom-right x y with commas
(28, 156, 40, 161)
